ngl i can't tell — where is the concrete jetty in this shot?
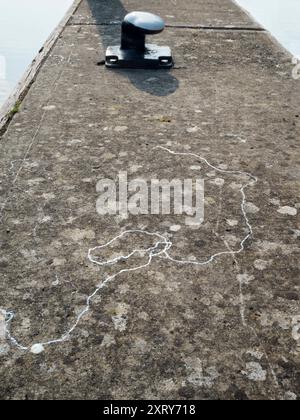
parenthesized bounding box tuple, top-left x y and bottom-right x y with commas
(0, 0, 299, 400)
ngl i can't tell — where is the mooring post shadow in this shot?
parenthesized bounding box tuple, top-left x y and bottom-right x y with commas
(105, 11, 173, 69)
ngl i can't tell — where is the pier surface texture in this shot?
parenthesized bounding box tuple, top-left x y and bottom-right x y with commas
(0, 0, 299, 400)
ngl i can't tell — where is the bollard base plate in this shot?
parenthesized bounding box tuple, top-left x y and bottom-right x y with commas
(105, 44, 173, 69)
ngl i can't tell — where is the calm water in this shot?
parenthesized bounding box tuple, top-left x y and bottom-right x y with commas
(0, 0, 73, 109)
(236, 0, 300, 58)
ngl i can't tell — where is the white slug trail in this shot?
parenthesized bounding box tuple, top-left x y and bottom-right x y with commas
(0, 146, 257, 353)
(156, 146, 257, 266)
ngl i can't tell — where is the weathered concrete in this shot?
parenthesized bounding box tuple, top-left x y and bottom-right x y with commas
(0, 0, 299, 400)
(70, 0, 262, 28)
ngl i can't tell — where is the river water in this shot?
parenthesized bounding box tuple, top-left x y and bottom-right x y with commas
(0, 1, 300, 111)
(0, 0, 73, 110)
(236, 0, 300, 58)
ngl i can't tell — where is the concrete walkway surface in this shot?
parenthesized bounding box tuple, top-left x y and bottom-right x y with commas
(0, 0, 299, 400)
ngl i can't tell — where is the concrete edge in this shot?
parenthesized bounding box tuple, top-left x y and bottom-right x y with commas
(0, 0, 83, 137)
(232, 0, 294, 61)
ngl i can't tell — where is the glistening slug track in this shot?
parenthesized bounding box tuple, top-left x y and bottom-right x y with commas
(0, 146, 258, 354)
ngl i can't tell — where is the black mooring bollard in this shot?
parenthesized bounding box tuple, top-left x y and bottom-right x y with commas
(105, 11, 173, 69)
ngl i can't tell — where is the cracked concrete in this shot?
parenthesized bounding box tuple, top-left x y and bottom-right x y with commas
(0, 0, 299, 400)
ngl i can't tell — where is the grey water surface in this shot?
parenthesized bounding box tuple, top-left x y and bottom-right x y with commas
(236, 0, 300, 58)
(0, 0, 73, 110)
